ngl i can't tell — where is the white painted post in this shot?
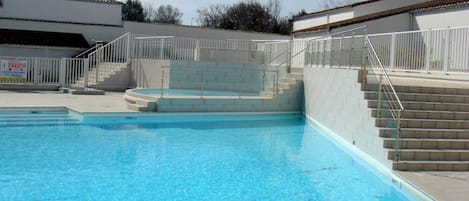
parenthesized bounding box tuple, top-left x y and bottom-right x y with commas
(194, 40, 200, 61)
(339, 35, 343, 68)
(33, 58, 39, 84)
(443, 28, 451, 74)
(84, 58, 89, 88)
(160, 38, 165, 59)
(126, 33, 131, 63)
(59, 58, 66, 86)
(390, 34, 396, 71)
(424, 30, 432, 73)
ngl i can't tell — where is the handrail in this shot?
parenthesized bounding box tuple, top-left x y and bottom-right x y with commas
(74, 42, 103, 58)
(364, 35, 405, 111)
(265, 25, 368, 70)
(88, 33, 130, 57)
(364, 35, 404, 162)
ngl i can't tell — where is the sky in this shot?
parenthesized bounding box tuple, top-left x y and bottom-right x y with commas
(122, 0, 339, 25)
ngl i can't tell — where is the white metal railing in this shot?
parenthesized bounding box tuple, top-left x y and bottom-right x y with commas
(88, 33, 130, 88)
(74, 42, 104, 59)
(0, 56, 88, 87)
(131, 35, 266, 62)
(368, 26, 469, 74)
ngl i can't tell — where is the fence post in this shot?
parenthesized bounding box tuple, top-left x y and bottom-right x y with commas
(390, 34, 396, 71)
(59, 58, 66, 86)
(33, 57, 39, 84)
(84, 58, 89, 88)
(339, 35, 343, 68)
(160, 38, 165, 59)
(424, 29, 432, 73)
(194, 40, 200, 61)
(126, 33, 131, 63)
(443, 28, 451, 74)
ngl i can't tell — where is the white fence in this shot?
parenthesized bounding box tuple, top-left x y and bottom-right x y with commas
(368, 26, 469, 74)
(130, 35, 267, 63)
(0, 56, 89, 87)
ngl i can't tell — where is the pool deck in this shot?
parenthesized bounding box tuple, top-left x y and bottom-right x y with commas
(397, 171, 469, 201)
(0, 90, 468, 200)
(0, 90, 133, 113)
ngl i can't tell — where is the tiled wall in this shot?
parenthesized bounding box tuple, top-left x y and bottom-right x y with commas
(157, 81, 304, 112)
(303, 67, 392, 169)
(168, 61, 281, 93)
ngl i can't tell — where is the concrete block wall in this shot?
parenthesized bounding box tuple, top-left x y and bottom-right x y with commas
(168, 61, 275, 93)
(303, 67, 392, 168)
(157, 81, 303, 112)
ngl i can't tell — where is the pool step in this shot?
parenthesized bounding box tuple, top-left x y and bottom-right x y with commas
(361, 81, 469, 171)
(393, 161, 469, 171)
(376, 118, 469, 129)
(123, 94, 157, 112)
(372, 109, 469, 120)
(388, 149, 469, 161)
(384, 138, 469, 149)
(365, 91, 469, 104)
(380, 128, 469, 139)
(368, 100, 469, 112)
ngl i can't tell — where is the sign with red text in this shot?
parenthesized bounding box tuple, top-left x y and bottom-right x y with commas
(0, 59, 28, 81)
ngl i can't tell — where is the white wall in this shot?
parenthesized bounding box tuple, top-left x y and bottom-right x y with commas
(303, 67, 392, 169)
(293, 0, 428, 33)
(0, 19, 289, 45)
(413, 6, 469, 30)
(0, 0, 122, 26)
(293, 16, 328, 31)
(294, 13, 410, 39)
(0, 45, 83, 58)
(353, 0, 428, 17)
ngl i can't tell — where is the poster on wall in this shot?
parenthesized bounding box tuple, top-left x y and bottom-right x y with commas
(0, 59, 28, 81)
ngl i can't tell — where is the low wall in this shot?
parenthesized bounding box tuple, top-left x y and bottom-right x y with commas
(168, 61, 269, 93)
(129, 59, 170, 89)
(303, 67, 391, 168)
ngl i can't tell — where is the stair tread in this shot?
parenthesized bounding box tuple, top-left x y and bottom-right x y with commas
(379, 118, 469, 122)
(382, 128, 469, 132)
(394, 161, 469, 164)
(383, 138, 469, 142)
(369, 100, 469, 106)
(391, 149, 469, 152)
(374, 109, 469, 114)
(365, 91, 469, 98)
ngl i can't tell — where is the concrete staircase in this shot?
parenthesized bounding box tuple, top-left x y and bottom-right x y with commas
(73, 62, 128, 90)
(363, 83, 469, 171)
(260, 67, 304, 97)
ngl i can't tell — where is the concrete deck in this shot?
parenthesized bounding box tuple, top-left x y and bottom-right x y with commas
(398, 171, 469, 201)
(0, 90, 133, 113)
(1, 90, 468, 200)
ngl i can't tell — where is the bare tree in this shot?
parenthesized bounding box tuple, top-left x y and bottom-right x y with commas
(144, 4, 183, 25)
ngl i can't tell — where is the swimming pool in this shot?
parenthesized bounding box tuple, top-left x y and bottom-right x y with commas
(0, 111, 418, 200)
(133, 88, 260, 97)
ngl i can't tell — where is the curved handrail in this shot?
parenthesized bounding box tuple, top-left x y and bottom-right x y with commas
(364, 35, 405, 111)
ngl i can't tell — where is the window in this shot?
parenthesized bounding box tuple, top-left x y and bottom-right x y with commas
(0, 0, 3, 7)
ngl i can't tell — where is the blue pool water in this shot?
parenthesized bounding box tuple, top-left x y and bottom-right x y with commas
(133, 88, 259, 97)
(0, 113, 417, 200)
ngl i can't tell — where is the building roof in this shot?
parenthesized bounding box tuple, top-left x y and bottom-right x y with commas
(294, 0, 380, 21)
(70, 0, 123, 5)
(293, 0, 469, 33)
(0, 29, 90, 48)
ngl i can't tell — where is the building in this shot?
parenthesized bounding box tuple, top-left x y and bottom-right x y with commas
(0, 0, 288, 58)
(293, 0, 469, 39)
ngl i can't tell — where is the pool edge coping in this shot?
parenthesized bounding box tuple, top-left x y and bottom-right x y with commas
(304, 114, 435, 201)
